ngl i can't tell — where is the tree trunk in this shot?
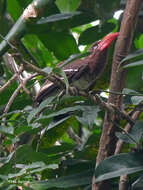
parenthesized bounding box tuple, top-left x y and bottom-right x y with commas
(93, 0, 143, 189)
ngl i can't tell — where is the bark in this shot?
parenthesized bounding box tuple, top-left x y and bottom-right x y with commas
(93, 0, 142, 189)
(119, 175, 129, 190)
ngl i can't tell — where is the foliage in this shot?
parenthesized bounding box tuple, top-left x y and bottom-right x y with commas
(0, 0, 143, 190)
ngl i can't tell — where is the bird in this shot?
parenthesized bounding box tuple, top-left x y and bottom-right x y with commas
(35, 32, 119, 104)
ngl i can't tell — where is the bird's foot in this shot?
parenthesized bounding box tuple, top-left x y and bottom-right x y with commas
(69, 86, 78, 96)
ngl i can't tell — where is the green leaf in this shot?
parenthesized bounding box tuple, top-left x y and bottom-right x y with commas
(76, 106, 100, 127)
(7, 162, 58, 179)
(0, 152, 14, 165)
(95, 152, 143, 183)
(122, 88, 139, 95)
(14, 125, 32, 135)
(35, 105, 83, 123)
(55, 0, 80, 13)
(122, 60, 143, 69)
(131, 96, 143, 105)
(116, 120, 143, 145)
(7, 0, 22, 21)
(96, 0, 121, 19)
(30, 169, 93, 189)
(47, 115, 70, 131)
(17, 0, 32, 9)
(23, 34, 56, 68)
(0, 145, 60, 175)
(121, 49, 143, 64)
(115, 132, 137, 144)
(27, 96, 56, 123)
(0, 126, 14, 135)
(134, 34, 143, 49)
(0, 175, 8, 181)
(130, 120, 143, 143)
(0, 184, 17, 190)
(37, 12, 81, 24)
(3, 136, 19, 146)
(41, 143, 75, 154)
(31, 12, 96, 33)
(38, 31, 79, 60)
(132, 174, 143, 190)
(1, 109, 22, 120)
(0, 1, 12, 37)
(79, 21, 116, 45)
(126, 66, 143, 91)
(53, 67, 69, 94)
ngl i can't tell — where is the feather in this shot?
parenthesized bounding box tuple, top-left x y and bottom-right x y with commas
(35, 33, 119, 104)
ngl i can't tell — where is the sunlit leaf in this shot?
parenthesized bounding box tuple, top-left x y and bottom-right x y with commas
(55, 0, 80, 13)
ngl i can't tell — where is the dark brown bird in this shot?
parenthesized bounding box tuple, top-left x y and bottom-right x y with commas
(36, 32, 119, 104)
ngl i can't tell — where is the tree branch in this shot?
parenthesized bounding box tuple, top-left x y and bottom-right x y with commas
(94, 0, 142, 189)
(2, 73, 37, 125)
(14, 54, 66, 89)
(0, 65, 23, 94)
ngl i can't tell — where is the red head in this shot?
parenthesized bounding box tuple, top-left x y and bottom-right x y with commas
(97, 32, 119, 51)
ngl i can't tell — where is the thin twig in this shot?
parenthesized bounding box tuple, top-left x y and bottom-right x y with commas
(94, 89, 143, 97)
(10, 57, 31, 96)
(111, 104, 135, 125)
(2, 85, 22, 126)
(114, 110, 141, 190)
(67, 127, 82, 144)
(89, 94, 134, 125)
(114, 110, 141, 155)
(0, 65, 24, 94)
(14, 54, 66, 89)
(0, 33, 17, 50)
(2, 73, 37, 125)
(114, 122, 138, 146)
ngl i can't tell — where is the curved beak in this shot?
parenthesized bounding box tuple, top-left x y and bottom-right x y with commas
(98, 32, 119, 51)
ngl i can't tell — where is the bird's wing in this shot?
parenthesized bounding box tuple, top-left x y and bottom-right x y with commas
(35, 59, 89, 104)
(35, 32, 119, 104)
(62, 59, 89, 80)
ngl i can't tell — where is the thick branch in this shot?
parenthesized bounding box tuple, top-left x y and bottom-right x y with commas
(0, 0, 53, 56)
